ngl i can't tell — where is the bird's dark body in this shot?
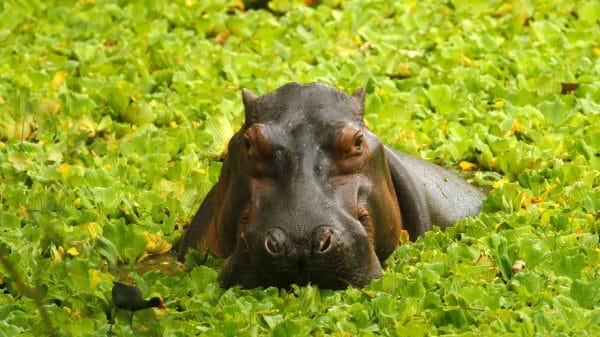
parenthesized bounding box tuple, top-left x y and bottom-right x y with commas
(111, 282, 165, 326)
(179, 83, 485, 289)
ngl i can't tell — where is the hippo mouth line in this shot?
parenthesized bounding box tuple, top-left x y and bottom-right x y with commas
(242, 222, 381, 288)
(222, 233, 383, 289)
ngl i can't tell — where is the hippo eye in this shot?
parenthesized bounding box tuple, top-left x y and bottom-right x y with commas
(243, 135, 251, 150)
(357, 208, 370, 224)
(243, 123, 271, 159)
(334, 123, 366, 158)
(353, 132, 364, 150)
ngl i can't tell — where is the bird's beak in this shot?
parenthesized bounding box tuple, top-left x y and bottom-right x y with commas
(159, 298, 168, 312)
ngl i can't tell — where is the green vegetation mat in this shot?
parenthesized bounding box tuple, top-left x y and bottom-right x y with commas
(1, 0, 599, 336)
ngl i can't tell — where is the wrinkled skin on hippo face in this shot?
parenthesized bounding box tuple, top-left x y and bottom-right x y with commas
(218, 84, 402, 289)
(179, 82, 485, 289)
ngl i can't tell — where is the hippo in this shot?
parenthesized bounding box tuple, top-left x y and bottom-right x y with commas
(179, 83, 484, 289)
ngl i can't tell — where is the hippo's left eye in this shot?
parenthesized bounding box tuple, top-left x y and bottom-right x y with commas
(353, 132, 364, 150)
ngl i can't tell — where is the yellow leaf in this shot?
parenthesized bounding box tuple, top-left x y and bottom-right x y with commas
(540, 210, 552, 227)
(480, 266, 500, 282)
(4, 117, 36, 141)
(461, 53, 473, 67)
(521, 195, 539, 207)
(518, 13, 530, 27)
(51, 246, 63, 262)
(335, 45, 356, 58)
(203, 116, 234, 158)
(474, 254, 493, 266)
(37, 97, 62, 115)
(50, 70, 68, 91)
(493, 3, 513, 16)
(399, 229, 410, 244)
(474, 254, 498, 282)
(511, 121, 524, 133)
(81, 221, 102, 239)
(8, 152, 28, 171)
(593, 46, 600, 57)
(142, 232, 173, 256)
(539, 184, 557, 200)
(58, 163, 71, 176)
(156, 179, 185, 198)
(492, 177, 509, 189)
(89, 269, 102, 288)
(233, 0, 244, 10)
(67, 247, 80, 256)
(395, 64, 412, 78)
(459, 161, 477, 171)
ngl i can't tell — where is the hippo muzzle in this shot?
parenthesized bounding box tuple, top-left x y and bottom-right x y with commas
(179, 82, 485, 289)
(221, 185, 386, 289)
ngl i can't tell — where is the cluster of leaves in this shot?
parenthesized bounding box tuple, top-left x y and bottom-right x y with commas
(0, 0, 598, 336)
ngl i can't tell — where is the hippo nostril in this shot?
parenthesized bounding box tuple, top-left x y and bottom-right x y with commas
(318, 230, 332, 253)
(265, 234, 281, 255)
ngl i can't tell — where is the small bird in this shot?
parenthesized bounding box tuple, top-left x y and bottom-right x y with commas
(111, 281, 167, 326)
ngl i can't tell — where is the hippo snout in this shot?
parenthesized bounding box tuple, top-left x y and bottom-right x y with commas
(263, 226, 334, 257)
(220, 223, 383, 289)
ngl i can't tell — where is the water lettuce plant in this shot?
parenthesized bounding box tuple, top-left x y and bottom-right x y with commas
(0, 0, 598, 336)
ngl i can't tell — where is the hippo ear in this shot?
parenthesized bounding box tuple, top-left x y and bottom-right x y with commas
(242, 88, 259, 124)
(242, 88, 258, 106)
(351, 87, 365, 119)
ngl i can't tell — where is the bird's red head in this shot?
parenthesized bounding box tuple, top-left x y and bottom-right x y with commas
(148, 297, 167, 311)
(157, 297, 167, 311)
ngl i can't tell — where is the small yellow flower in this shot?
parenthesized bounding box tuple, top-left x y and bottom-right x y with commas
(67, 247, 80, 257)
(459, 161, 477, 171)
(50, 70, 68, 91)
(492, 177, 509, 189)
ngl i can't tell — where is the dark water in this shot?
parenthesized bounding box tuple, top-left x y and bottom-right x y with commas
(110, 252, 183, 281)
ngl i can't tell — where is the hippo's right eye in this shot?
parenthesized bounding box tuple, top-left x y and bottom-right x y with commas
(243, 135, 252, 150)
(243, 123, 272, 159)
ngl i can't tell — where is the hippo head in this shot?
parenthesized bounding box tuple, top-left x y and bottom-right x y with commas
(194, 83, 401, 289)
(179, 82, 485, 289)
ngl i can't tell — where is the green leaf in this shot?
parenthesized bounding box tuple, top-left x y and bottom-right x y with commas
(483, 183, 523, 213)
(272, 319, 302, 337)
(1, 0, 599, 335)
(101, 219, 147, 263)
(427, 84, 454, 114)
(190, 266, 219, 294)
(570, 279, 600, 309)
(97, 236, 119, 266)
(200, 115, 235, 158)
(555, 252, 585, 280)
